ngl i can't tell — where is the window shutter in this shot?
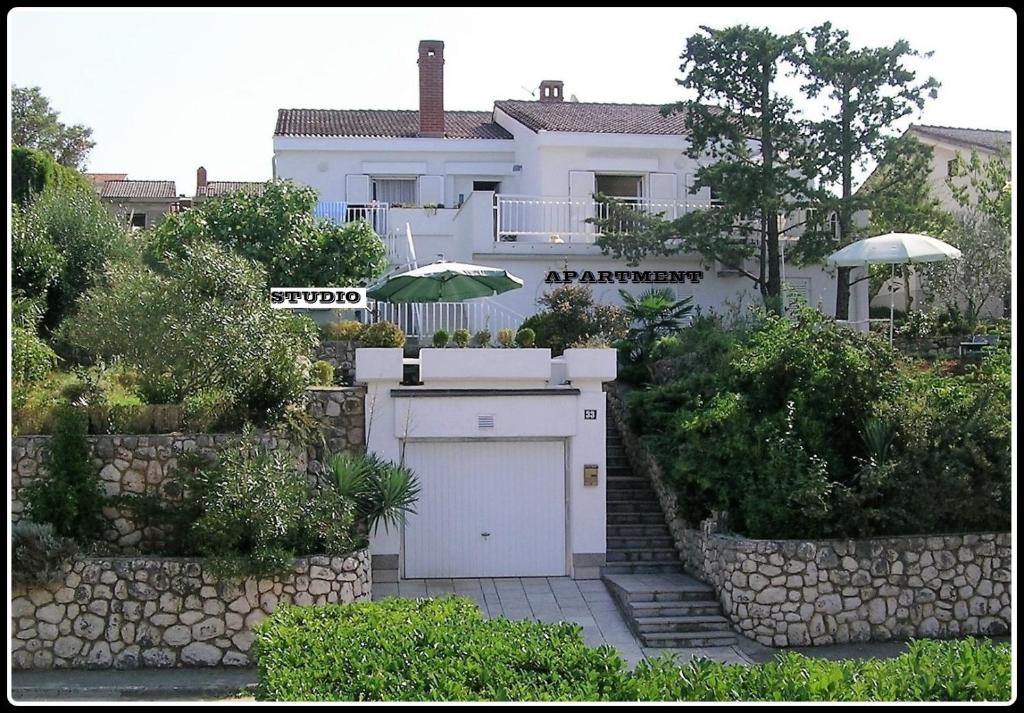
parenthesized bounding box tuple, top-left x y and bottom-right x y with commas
(568, 170, 595, 198)
(418, 175, 444, 206)
(346, 174, 371, 204)
(648, 172, 677, 201)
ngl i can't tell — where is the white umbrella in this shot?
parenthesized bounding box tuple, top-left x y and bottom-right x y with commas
(827, 233, 962, 345)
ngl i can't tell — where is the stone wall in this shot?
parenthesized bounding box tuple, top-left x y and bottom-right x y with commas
(893, 333, 1006, 360)
(314, 340, 358, 385)
(606, 384, 1012, 647)
(11, 387, 366, 552)
(11, 551, 370, 670)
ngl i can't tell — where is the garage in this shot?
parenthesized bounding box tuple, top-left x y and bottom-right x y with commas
(402, 440, 568, 579)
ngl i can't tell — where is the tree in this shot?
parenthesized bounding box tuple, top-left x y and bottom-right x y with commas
(146, 180, 388, 287)
(920, 209, 1010, 324)
(594, 26, 811, 311)
(11, 86, 95, 169)
(12, 146, 93, 205)
(796, 23, 939, 319)
(947, 147, 1011, 232)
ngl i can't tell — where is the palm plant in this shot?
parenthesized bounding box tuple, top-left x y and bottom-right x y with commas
(618, 288, 694, 379)
(326, 452, 421, 535)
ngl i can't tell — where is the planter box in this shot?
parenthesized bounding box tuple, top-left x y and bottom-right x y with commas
(418, 347, 552, 383)
(355, 348, 405, 381)
(563, 348, 618, 382)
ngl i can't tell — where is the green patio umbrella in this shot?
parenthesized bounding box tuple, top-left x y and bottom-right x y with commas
(367, 260, 524, 303)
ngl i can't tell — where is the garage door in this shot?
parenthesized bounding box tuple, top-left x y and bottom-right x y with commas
(403, 440, 567, 579)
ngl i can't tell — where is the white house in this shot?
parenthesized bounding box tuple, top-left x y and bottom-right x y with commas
(273, 39, 868, 336)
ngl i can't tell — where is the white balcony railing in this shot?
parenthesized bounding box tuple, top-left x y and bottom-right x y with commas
(494, 195, 705, 244)
(366, 299, 526, 341)
(315, 201, 389, 236)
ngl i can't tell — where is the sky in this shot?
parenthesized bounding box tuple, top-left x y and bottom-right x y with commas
(7, 7, 1017, 195)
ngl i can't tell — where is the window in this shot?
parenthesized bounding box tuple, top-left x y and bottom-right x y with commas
(130, 212, 147, 229)
(473, 180, 500, 192)
(946, 158, 958, 177)
(595, 174, 643, 199)
(372, 178, 417, 205)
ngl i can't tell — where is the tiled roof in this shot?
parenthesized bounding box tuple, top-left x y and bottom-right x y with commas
(494, 100, 689, 135)
(198, 181, 269, 198)
(84, 173, 128, 190)
(275, 109, 512, 139)
(100, 180, 178, 200)
(911, 124, 1011, 152)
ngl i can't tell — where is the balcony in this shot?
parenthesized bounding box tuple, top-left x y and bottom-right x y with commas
(494, 194, 707, 245)
(314, 201, 390, 236)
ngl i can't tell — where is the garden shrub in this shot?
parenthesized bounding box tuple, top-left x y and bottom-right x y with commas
(496, 327, 515, 347)
(361, 321, 406, 348)
(452, 328, 470, 348)
(254, 598, 1011, 702)
(11, 146, 92, 206)
(170, 432, 358, 576)
(254, 598, 630, 702)
(182, 388, 239, 432)
(11, 520, 78, 585)
(12, 322, 57, 390)
(473, 329, 491, 347)
(24, 406, 106, 542)
(59, 242, 318, 424)
(324, 452, 421, 538)
(520, 285, 628, 356)
(432, 329, 450, 348)
(627, 307, 1010, 538)
(13, 181, 132, 333)
(514, 327, 535, 348)
(323, 320, 366, 342)
(311, 360, 335, 386)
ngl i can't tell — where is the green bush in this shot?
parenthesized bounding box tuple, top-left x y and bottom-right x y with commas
(361, 321, 406, 348)
(628, 638, 1011, 702)
(12, 322, 57, 388)
(452, 328, 470, 348)
(514, 327, 536, 348)
(13, 181, 132, 333)
(628, 307, 1010, 538)
(473, 329, 492, 347)
(182, 388, 238, 432)
(520, 285, 628, 356)
(432, 329, 450, 348)
(59, 242, 318, 424)
(174, 432, 358, 577)
(311, 360, 335, 386)
(11, 519, 78, 585)
(323, 320, 366, 341)
(24, 406, 106, 542)
(496, 328, 515, 348)
(254, 598, 1011, 702)
(254, 597, 630, 702)
(324, 452, 420, 538)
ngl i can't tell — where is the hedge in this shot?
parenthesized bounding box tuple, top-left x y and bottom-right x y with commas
(12, 146, 92, 205)
(254, 598, 1011, 702)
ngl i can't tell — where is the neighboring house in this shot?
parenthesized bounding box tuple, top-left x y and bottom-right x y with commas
(273, 39, 868, 335)
(193, 165, 269, 203)
(860, 124, 1011, 314)
(87, 175, 181, 229)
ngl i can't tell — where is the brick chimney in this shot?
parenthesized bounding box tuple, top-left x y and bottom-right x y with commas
(196, 166, 208, 193)
(539, 80, 564, 103)
(418, 40, 445, 138)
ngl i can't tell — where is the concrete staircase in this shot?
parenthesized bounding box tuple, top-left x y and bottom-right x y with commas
(603, 418, 737, 648)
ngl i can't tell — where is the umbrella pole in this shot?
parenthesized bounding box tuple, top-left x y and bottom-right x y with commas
(889, 263, 895, 346)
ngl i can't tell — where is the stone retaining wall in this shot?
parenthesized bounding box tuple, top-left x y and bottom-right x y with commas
(11, 388, 366, 552)
(314, 340, 358, 384)
(893, 333, 1006, 360)
(606, 384, 1012, 647)
(11, 551, 370, 670)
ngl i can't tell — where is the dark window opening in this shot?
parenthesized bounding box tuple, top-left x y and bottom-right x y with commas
(595, 174, 643, 199)
(130, 213, 147, 229)
(473, 181, 500, 192)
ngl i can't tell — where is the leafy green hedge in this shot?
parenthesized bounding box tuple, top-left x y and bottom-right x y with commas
(254, 598, 1011, 702)
(11, 146, 92, 205)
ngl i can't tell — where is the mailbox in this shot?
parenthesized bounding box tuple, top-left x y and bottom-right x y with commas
(583, 464, 599, 487)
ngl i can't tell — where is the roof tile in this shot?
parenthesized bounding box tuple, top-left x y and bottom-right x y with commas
(100, 180, 177, 200)
(911, 124, 1011, 152)
(275, 109, 511, 139)
(494, 100, 689, 135)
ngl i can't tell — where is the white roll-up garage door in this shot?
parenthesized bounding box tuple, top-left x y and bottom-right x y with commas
(403, 440, 567, 579)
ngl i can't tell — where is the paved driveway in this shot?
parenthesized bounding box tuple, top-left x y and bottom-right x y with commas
(373, 576, 751, 667)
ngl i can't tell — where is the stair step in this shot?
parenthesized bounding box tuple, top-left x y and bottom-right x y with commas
(607, 536, 675, 549)
(600, 563, 684, 575)
(607, 512, 667, 524)
(607, 549, 679, 563)
(607, 524, 672, 537)
(606, 495, 660, 506)
(606, 476, 649, 489)
(634, 615, 731, 633)
(642, 631, 737, 648)
(607, 502, 664, 514)
(602, 577, 715, 603)
(628, 600, 722, 617)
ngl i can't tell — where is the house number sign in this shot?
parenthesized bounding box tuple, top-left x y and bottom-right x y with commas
(584, 409, 597, 420)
